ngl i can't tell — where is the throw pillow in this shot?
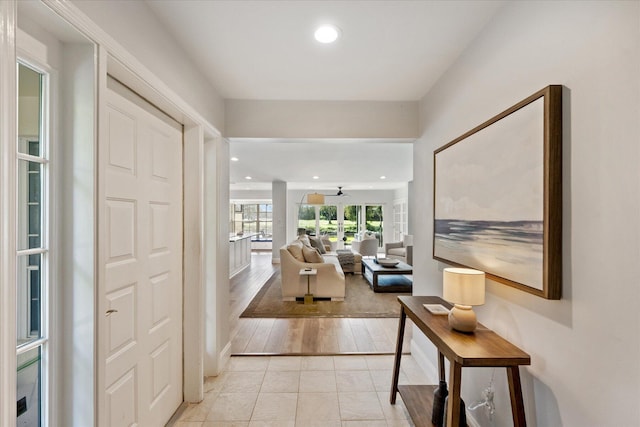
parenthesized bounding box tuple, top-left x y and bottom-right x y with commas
(302, 245, 324, 263)
(287, 241, 305, 262)
(308, 236, 326, 254)
(298, 235, 312, 247)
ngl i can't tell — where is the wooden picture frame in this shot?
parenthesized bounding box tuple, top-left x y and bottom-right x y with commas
(433, 85, 562, 299)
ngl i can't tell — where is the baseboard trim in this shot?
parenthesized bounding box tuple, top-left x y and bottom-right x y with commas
(218, 341, 232, 374)
(409, 337, 438, 383)
(231, 351, 411, 357)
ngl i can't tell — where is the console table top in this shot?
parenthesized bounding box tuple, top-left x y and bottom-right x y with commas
(398, 296, 531, 367)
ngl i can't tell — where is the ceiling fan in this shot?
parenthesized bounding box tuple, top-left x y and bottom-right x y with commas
(325, 186, 350, 197)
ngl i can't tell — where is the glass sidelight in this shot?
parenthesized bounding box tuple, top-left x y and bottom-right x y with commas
(16, 62, 48, 427)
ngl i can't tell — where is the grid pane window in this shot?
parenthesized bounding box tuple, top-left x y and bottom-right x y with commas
(16, 347, 41, 426)
(18, 159, 42, 251)
(17, 62, 47, 427)
(17, 66, 42, 155)
(16, 254, 42, 346)
(230, 203, 273, 236)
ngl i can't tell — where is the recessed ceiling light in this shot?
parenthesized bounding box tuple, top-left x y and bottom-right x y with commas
(231, 157, 239, 162)
(313, 176, 320, 180)
(380, 176, 387, 180)
(245, 176, 252, 180)
(314, 25, 340, 44)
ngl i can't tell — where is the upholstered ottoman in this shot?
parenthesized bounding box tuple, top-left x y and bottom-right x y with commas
(336, 250, 362, 274)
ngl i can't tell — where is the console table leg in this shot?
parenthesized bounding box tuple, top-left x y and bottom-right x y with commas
(446, 362, 463, 427)
(389, 307, 407, 404)
(507, 366, 527, 427)
(438, 351, 445, 382)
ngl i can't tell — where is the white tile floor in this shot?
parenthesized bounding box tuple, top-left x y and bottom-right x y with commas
(172, 354, 431, 427)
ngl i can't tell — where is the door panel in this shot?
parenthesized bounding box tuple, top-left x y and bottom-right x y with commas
(106, 369, 137, 427)
(99, 83, 183, 427)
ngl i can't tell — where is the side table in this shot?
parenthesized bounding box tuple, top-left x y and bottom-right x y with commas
(390, 296, 531, 427)
(299, 268, 317, 304)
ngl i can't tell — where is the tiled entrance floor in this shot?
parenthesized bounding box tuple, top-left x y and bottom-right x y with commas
(172, 354, 430, 426)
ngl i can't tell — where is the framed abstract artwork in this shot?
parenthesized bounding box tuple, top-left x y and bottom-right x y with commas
(433, 85, 562, 299)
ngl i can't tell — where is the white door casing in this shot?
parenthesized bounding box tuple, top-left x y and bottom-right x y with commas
(98, 82, 183, 426)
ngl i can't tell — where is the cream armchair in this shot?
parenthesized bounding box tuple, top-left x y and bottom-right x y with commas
(385, 234, 413, 265)
(351, 234, 379, 257)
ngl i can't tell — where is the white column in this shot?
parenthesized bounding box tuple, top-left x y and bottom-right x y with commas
(407, 180, 414, 235)
(271, 181, 288, 262)
(183, 124, 204, 401)
(58, 42, 97, 427)
(204, 136, 230, 376)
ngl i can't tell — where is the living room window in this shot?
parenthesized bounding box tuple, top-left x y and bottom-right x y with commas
(343, 205, 363, 244)
(231, 202, 273, 237)
(297, 203, 317, 236)
(365, 205, 384, 247)
(16, 61, 49, 427)
(297, 203, 385, 248)
(393, 200, 408, 242)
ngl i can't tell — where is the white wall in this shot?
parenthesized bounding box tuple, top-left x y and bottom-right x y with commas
(230, 189, 273, 200)
(225, 99, 418, 138)
(70, 0, 225, 132)
(413, 2, 639, 426)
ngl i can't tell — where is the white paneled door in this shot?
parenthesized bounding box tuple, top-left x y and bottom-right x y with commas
(98, 82, 183, 427)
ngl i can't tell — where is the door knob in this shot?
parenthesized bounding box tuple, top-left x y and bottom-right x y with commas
(105, 309, 118, 316)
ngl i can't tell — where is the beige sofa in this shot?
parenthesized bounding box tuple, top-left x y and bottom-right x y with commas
(279, 241, 346, 301)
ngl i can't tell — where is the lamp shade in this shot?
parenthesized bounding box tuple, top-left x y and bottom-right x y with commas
(307, 193, 325, 205)
(443, 268, 485, 306)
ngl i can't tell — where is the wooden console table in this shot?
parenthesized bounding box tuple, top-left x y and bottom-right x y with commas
(390, 296, 531, 427)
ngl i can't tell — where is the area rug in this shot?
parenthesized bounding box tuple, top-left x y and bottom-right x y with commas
(240, 271, 411, 318)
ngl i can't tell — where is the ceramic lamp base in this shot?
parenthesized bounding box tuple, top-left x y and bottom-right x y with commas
(448, 304, 477, 333)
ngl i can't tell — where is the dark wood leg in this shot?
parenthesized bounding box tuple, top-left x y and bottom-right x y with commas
(389, 306, 407, 404)
(507, 366, 527, 427)
(438, 351, 445, 382)
(446, 362, 462, 427)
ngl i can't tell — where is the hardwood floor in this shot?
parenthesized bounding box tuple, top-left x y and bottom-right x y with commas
(229, 252, 413, 355)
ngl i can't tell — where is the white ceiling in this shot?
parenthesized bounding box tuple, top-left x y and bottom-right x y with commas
(229, 139, 413, 190)
(146, 0, 504, 101)
(145, 0, 506, 190)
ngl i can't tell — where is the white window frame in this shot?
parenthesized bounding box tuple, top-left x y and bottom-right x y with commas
(16, 57, 52, 427)
(393, 199, 408, 242)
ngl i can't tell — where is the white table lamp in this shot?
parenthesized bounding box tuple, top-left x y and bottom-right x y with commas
(443, 267, 485, 333)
